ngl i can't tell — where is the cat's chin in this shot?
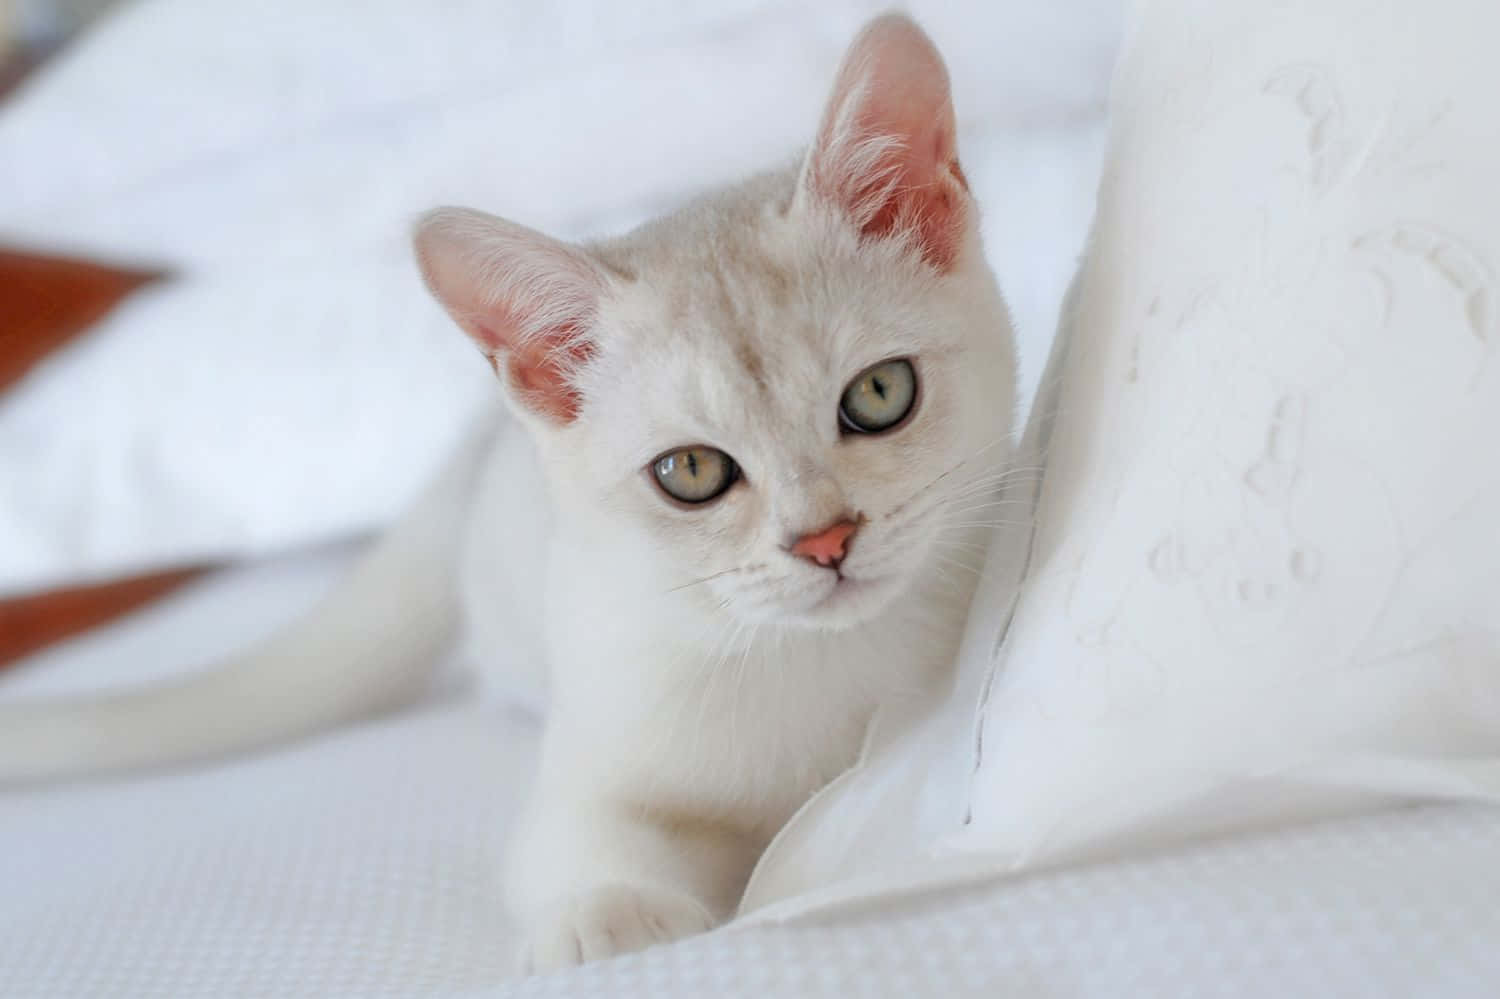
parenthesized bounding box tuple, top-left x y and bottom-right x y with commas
(776, 572, 906, 632)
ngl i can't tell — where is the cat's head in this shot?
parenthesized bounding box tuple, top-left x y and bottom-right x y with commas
(416, 14, 1015, 631)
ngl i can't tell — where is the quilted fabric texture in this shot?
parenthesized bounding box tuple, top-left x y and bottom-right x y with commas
(0, 703, 535, 998)
(6, 555, 1495, 997)
(3, 712, 1496, 999)
(493, 807, 1500, 997)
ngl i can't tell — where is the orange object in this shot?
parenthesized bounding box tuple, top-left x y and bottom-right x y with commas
(0, 245, 195, 669)
(0, 50, 205, 669)
(0, 246, 162, 392)
(0, 567, 209, 669)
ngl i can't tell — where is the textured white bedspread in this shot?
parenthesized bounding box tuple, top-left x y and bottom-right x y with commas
(2, 553, 1496, 997)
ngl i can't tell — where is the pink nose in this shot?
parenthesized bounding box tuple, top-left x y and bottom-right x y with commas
(790, 519, 859, 568)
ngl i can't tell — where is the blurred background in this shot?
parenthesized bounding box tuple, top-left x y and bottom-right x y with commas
(0, 0, 1117, 672)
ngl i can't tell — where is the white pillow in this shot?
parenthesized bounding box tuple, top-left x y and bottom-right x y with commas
(0, 0, 1120, 269)
(743, 0, 1500, 918)
(0, 265, 494, 597)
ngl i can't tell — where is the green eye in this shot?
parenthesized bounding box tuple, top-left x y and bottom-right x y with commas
(652, 446, 738, 504)
(839, 358, 917, 434)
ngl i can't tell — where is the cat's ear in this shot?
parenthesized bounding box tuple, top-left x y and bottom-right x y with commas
(799, 14, 969, 271)
(414, 207, 604, 424)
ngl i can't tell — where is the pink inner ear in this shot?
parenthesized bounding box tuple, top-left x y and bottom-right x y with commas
(851, 111, 969, 271)
(491, 321, 596, 424)
(805, 15, 969, 271)
(415, 207, 604, 425)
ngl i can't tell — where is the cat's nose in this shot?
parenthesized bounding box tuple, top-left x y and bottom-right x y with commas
(790, 518, 860, 569)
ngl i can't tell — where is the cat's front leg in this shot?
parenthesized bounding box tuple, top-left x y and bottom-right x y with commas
(517, 881, 713, 973)
(506, 775, 759, 974)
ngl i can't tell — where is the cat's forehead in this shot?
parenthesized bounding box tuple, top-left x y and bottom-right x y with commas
(577, 169, 955, 462)
(616, 239, 825, 371)
(591, 250, 842, 456)
(594, 175, 808, 341)
(594, 179, 932, 362)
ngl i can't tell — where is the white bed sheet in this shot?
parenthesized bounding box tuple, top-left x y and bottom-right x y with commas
(2, 552, 1497, 997)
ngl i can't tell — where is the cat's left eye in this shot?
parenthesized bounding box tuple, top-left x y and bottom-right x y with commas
(839, 358, 917, 434)
(652, 446, 738, 505)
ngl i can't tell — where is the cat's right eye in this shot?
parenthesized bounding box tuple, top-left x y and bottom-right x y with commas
(651, 446, 738, 505)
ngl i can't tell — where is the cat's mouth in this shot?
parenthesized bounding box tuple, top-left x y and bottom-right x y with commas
(793, 568, 903, 628)
(718, 546, 919, 630)
(816, 573, 871, 605)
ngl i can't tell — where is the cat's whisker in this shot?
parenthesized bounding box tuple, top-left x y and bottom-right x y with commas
(946, 480, 1040, 495)
(943, 497, 1032, 516)
(948, 470, 1045, 493)
(950, 467, 1045, 487)
(946, 512, 1032, 523)
(977, 461, 1046, 479)
(688, 617, 750, 759)
(930, 546, 994, 566)
(647, 610, 742, 766)
(939, 476, 1044, 504)
(936, 495, 1032, 516)
(932, 537, 992, 554)
(939, 516, 1027, 532)
(885, 438, 1024, 519)
(727, 622, 762, 760)
(956, 435, 1017, 465)
(928, 566, 962, 592)
(665, 564, 761, 594)
(943, 484, 1040, 504)
(940, 493, 1033, 513)
(882, 461, 1040, 530)
(933, 553, 984, 577)
(941, 512, 1029, 529)
(945, 500, 1034, 515)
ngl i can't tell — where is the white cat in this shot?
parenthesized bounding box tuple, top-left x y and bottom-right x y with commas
(0, 14, 1016, 972)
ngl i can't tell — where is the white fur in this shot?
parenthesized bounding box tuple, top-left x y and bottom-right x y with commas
(0, 15, 1018, 974)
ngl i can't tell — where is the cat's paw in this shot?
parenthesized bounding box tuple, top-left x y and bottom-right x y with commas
(518, 883, 714, 975)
